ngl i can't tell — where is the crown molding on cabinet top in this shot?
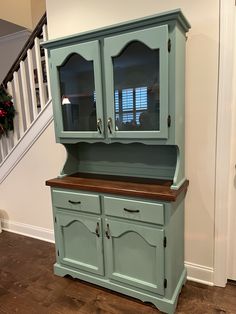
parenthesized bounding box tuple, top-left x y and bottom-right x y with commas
(42, 9, 191, 49)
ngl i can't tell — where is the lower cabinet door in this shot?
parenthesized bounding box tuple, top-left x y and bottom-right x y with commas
(56, 211, 104, 275)
(105, 218, 165, 295)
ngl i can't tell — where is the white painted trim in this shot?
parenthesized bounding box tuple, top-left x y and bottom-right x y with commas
(1, 219, 54, 243)
(0, 99, 53, 184)
(0, 30, 31, 44)
(227, 5, 236, 281)
(185, 262, 214, 286)
(214, 0, 235, 287)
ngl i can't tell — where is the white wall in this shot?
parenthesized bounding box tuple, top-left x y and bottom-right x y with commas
(0, 0, 46, 29)
(0, 0, 32, 29)
(0, 30, 31, 84)
(31, 0, 46, 28)
(45, 0, 219, 283)
(0, 0, 219, 284)
(0, 122, 66, 239)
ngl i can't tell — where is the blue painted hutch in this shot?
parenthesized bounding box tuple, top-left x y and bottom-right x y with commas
(44, 9, 190, 313)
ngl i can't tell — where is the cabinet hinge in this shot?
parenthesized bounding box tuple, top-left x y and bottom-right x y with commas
(57, 250, 59, 256)
(167, 115, 171, 128)
(164, 279, 167, 289)
(168, 39, 171, 52)
(54, 216, 57, 223)
(163, 236, 167, 248)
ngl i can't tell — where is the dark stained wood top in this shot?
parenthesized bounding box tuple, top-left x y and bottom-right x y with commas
(46, 173, 189, 202)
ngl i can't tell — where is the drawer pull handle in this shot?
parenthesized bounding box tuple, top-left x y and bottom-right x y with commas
(95, 222, 100, 237)
(68, 200, 81, 205)
(124, 208, 140, 213)
(105, 224, 110, 239)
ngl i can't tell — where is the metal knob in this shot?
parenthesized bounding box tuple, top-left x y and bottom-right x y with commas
(107, 117, 112, 134)
(97, 118, 102, 134)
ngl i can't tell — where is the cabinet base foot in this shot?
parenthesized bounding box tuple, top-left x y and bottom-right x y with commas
(54, 263, 186, 314)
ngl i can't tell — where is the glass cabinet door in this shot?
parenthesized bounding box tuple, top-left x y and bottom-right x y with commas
(104, 25, 168, 139)
(50, 40, 104, 139)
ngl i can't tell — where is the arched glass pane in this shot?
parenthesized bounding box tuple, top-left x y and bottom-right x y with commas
(58, 53, 97, 132)
(113, 41, 160, 132)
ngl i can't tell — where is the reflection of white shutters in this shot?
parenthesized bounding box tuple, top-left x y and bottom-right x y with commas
(135, 87, 147, 110)
(115, 90, 119, 111)
(122, 88, 134, 123)
(122, 88, 133, 111)
(115, 87, 147, 124)
(135, 86, 147, 124)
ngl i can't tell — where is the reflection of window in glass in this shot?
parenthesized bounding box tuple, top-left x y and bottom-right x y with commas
(115, 87, 148, 128)
(113, 41, 160, 131)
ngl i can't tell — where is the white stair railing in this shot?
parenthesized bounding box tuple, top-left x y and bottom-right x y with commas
(0, 13, 51, 166)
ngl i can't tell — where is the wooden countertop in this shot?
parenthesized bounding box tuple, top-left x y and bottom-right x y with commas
(46, 173, 189, 202)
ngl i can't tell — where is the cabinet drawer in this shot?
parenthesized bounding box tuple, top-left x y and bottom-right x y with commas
(52, 190, 100, 214)
(104, 196, 164, 225)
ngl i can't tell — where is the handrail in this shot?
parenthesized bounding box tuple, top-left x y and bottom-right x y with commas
(2, 12, 47, 87)
(0, 11, 50, 167)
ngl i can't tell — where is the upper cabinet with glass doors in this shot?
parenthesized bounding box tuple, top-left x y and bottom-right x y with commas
(44, 10, 190, 143)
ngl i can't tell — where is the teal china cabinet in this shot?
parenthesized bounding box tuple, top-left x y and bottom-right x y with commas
(44, 9, 190, 314)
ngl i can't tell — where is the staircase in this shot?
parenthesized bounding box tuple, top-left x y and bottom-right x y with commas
(0, 13, 53, 184)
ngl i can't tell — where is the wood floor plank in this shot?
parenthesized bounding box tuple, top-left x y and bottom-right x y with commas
(0, 231, 235, 314)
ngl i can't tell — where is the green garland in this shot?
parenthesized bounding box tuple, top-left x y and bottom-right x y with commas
(0, 85, 15, 137)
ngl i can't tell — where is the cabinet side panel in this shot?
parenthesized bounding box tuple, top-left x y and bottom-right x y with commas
(171, 27, 186, 188)
(164, 196, 185, 299)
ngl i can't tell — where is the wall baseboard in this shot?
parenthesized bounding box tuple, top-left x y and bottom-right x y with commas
(185, 261, 214, 286)
(1, 219, 54, 243)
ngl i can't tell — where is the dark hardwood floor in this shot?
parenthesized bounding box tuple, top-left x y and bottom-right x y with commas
(0, 231, 235, 314)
